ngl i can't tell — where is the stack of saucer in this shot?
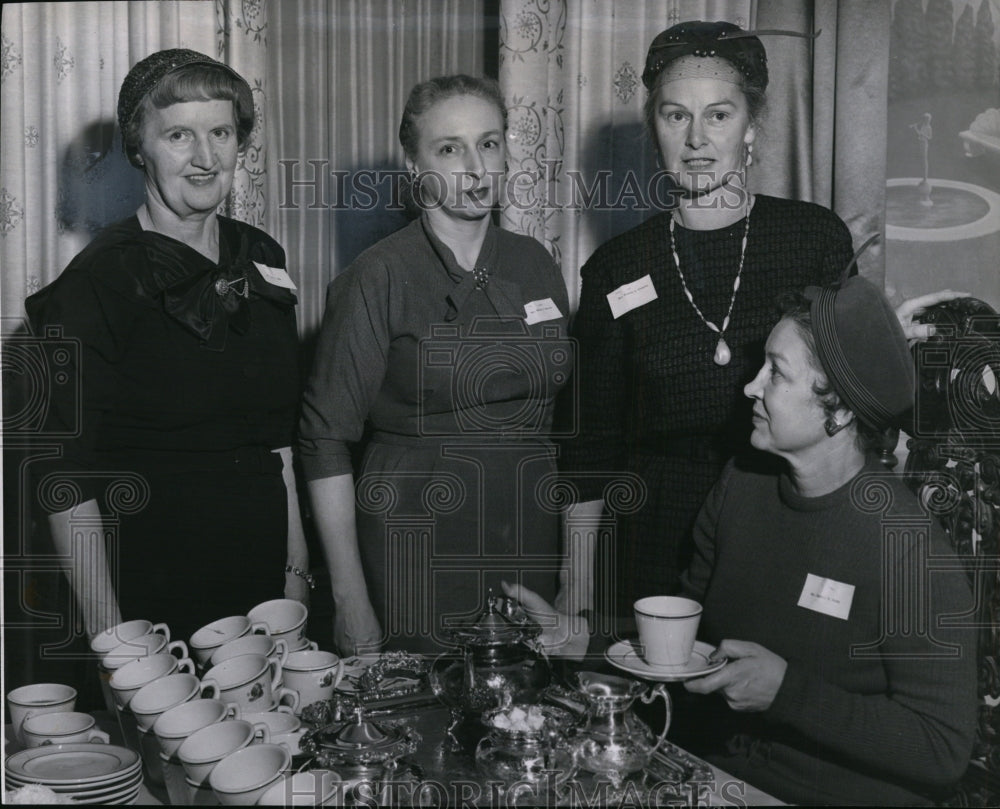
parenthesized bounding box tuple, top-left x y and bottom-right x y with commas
(4, 743, 142, 804)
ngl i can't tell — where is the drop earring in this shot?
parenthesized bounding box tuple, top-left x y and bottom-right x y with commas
(825, 417, 849, 437)
(745, 143, 753, 167)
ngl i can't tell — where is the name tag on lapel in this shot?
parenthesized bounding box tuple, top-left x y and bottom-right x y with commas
(797, 573, 855, 621)
(253, 261, 297, 290)
(524, 298, 563, 325)
(607, 275, 657, 319)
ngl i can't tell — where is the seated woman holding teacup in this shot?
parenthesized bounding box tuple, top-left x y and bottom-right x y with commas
(507, 277, 977, 805)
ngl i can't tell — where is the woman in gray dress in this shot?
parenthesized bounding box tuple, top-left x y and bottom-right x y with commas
(300, 75, 573, 655)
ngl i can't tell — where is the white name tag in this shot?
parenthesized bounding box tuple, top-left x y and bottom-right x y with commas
(797, 573, 855, 621)
(607, 275, 657, 319)
(524, 298, 563, 325)
(254, 261, 297, 290)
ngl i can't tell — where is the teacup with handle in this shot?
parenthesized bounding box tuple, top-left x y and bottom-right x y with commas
(109, 651, 195, 710)
(247, 599, 312, 652)
(154, 697, 241, 758)
(177, 718, 270, 786)
(209, 634, 289, 684)
(92, 621, 172, 712)
(101, 632, 190, 672)
(209, 743, 291, 805)
(281, 650, 344, 712)
(129, 672, 211, 732)
(90, 619, 170, 655)
(7, 683, 77, 744)
(200, 653, 299, 713)
(21, 710, 108, 747)
(189, 615, 270, 668)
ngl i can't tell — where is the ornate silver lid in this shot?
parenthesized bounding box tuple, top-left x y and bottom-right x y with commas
(300, 703, 420, 769)
(444, 593, 542, 648)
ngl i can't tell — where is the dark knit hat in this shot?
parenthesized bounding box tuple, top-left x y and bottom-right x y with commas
(804, 277, 914, 430)
(642, 21, 768, 91)
(117, 48, 253, 143)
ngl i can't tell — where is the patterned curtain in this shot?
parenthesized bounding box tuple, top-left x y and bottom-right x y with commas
(498, 0, 891, 307)
(217, 0, 269, 227)
(0, 0, 269, 325)
(265, 0, 485, 337)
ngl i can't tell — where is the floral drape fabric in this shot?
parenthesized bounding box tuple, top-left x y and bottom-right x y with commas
(0, 1, 268, 323)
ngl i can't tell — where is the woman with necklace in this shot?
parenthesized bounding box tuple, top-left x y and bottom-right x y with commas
(553, 21, 857, 624)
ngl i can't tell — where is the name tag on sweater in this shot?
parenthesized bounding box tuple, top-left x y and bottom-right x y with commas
(607, 275, 657, 319)
(797, 573, 855, 620)
(254, 261, 297, 290)
(524, 298, 563, 325)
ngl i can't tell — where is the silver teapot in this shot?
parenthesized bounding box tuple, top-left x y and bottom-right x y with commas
(565, 671, 671, 787)
(429, 593, 551, 742)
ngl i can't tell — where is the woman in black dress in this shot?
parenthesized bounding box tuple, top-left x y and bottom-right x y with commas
(544, 21, 960, 630)
(27, 50, 308, 643)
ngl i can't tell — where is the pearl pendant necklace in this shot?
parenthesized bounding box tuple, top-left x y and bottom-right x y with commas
(668, 197, 752, 367)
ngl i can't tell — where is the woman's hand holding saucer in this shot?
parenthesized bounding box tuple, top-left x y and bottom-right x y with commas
(501, 581, 590, 660)
(683, 639, 787, 712)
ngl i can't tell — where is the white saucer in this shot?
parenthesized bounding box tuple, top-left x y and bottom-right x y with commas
(605, 640, 726, 681)
(5, 743, 140, 786)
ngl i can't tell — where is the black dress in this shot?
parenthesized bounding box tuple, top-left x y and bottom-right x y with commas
(25, 216, 300, 642)
(299, 217, 573, 653)
(559, 195, 854, 619)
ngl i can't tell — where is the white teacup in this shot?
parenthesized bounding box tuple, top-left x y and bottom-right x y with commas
(102, 632, 191, 672)
(241, 711, 300, 735)
(190, 616, 270, 667)
(247, 599, 309, 651)
(109, 652, 195, 710)
(281, 651, 344, 710)
(90, 619, 171, 655)
(21, 711, 110, 747)
(209, 743, 291, 805)
(130, 673, 206, 732)
(242, 711, 301, 754)
(634, 595, 703, 668)
(7, 683, 77, 744)
(210, 635, 289, 676)
(201, 653, 299, 713)
(154, 698, 241, 758)
(256, 770, 342, 807)
(177, 719, 270, 786)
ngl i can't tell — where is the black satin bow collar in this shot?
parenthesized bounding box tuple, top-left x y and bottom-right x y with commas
(420, 217, 521, 322)
(134, 224, 296, 352)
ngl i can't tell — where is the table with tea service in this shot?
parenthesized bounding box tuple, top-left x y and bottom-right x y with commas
(5, 595, 783, 806)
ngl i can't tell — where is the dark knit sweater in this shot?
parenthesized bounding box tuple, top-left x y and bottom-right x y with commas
(678, 459, 978, 806)
(559, 195, 854, 610)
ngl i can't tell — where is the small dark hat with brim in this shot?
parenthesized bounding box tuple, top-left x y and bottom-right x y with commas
(804, 277, 914, 430)
(642, 20, 768, 91)
(117, 48, 252, 137)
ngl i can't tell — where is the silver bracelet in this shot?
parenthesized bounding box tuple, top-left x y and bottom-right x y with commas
(285, 564, 316, 590)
